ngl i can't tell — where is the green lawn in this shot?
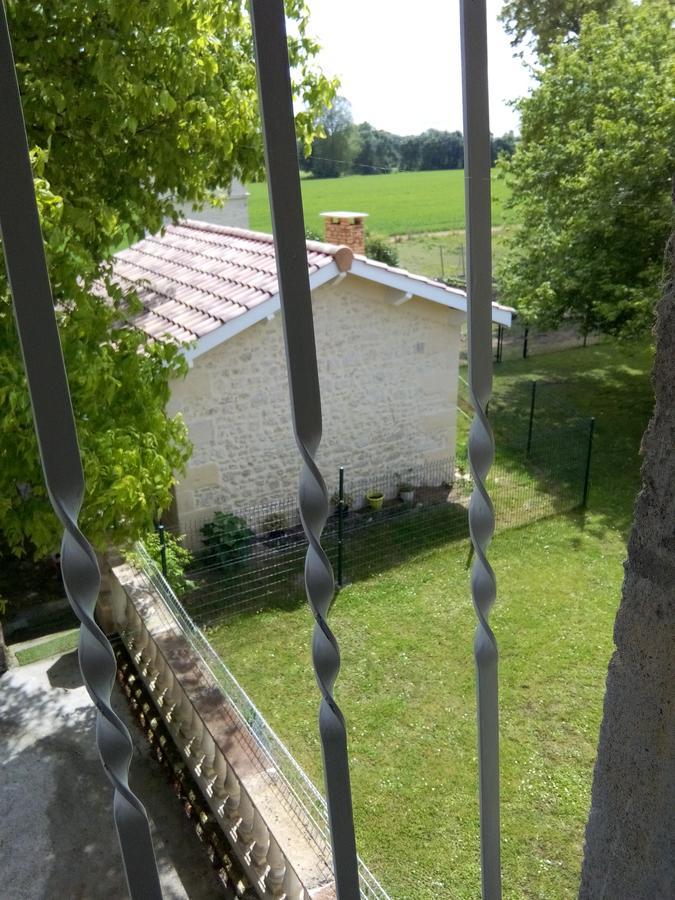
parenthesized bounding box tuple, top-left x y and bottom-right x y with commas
(14, 629, 79, 665)
(248, 170, 514, 238)
(207, 340, 654, 898)
(395, 226, 515, 280)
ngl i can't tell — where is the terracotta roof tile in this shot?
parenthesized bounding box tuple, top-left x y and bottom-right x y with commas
(112, 220, 346, 343)
(112, 219, 514, 346)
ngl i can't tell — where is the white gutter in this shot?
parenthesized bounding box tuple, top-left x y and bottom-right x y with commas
(349, 258, 513, 327)
(183, 256, 513, 364)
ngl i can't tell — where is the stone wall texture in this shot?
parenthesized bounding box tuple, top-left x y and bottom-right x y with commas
(167, 275, 462, 532)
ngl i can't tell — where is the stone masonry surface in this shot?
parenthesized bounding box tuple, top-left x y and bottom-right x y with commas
(168, 275, 461, 530)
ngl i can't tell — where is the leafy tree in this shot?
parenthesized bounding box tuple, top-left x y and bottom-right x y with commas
(312, 120, 515, 175)
(500, 0, 616, 57)
(303, 96, 361, 177)
(364, 234, 399, 267)
(420, 130, 464, 170)
(352, 123, 399, 174)
(399, 135, 422, 172)
(490, 131, 517, 164)
(497, 0, 674, 337)
(0, 0, 335, 558)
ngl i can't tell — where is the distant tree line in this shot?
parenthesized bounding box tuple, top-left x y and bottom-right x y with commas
(299, 97, 517, 178)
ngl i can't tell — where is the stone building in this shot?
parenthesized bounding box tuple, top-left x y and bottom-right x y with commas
(178, 177, 250, 230)
(112, 214, 513, 532)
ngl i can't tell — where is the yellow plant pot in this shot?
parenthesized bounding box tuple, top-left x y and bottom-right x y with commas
(366, 491, 384, 510)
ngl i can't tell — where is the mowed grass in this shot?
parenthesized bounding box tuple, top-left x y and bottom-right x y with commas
(395, 226, 515, 280)
(248, 170, 514, 237)
(14, 629, 79, 666)
(207, 340, 654, 898)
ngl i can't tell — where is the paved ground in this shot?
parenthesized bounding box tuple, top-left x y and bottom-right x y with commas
(0, 649, 228, 900)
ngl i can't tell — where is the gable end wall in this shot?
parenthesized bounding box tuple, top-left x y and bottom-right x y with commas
(168, 276, 462, 531)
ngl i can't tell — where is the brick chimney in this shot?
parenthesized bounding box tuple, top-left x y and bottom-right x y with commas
(320, 211, 368, 255)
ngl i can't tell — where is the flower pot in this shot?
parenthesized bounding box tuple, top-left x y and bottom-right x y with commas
(366, 491, 384, 510)
(400, 489, 414, 504)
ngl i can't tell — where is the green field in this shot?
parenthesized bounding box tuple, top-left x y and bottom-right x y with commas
(394, 226, 514, 280)
(207, 340, 654, 898)
(248, 170, 514, 238)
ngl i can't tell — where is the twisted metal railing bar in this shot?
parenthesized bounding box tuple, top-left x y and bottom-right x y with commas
(0, 6, 162, 897)
(132, 543, 390, 900)
(249, 1, 360, 895)
(460, 1, 502, 898)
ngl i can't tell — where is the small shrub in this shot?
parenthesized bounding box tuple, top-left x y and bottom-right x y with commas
(200, 512, 255, 569)
(131, 531, 195, 596)
(330, 491, 354, 510)
(365, 233, 399, 267)
(260, 512, 288, 535)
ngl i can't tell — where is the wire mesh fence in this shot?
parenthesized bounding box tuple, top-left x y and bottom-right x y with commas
(152, 379, 594, 625)
(487, 322, 603, 363)
(127, 542, 390, 899)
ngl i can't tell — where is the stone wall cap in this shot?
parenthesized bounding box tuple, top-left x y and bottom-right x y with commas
(320, 211, 369, 221)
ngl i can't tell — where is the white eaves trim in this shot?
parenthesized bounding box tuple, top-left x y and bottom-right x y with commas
(349, 258, 514, 327)
(184, 256, 514, 363)
(184, 260, 342, 363)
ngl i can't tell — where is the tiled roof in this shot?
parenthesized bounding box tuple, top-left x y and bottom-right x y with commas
(112, 221, 352, 343)
(112, 219, 514, 345)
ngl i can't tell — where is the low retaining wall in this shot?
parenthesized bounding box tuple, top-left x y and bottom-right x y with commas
(106, 560, 337, 900)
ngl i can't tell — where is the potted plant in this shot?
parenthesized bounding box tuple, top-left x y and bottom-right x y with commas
(398, 481, 415, 503)
(366, 490, 384, 510)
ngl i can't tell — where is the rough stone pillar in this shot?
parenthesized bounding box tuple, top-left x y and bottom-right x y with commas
(579, 232, 675, 898)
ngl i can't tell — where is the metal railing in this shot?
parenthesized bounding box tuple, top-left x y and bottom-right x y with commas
(0, 7, 161, 896)
(1, 0, 553, 893)
(131, 542, 390, 899)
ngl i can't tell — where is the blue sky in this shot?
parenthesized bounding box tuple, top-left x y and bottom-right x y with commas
(306, 0, 534, 136)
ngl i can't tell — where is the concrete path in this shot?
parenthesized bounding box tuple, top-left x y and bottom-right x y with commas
(0, 650, 228, 900)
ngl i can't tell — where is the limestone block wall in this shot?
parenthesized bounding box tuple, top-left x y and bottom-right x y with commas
(167, 275, 462, 532)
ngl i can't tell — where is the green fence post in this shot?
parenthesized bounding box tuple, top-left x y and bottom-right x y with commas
(526, 380, 537, 457)
(523, 326, 529, 359)
(337, 466, 345, 588)
(582, 417, 595, 508)
(494, 324, 503, 363)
